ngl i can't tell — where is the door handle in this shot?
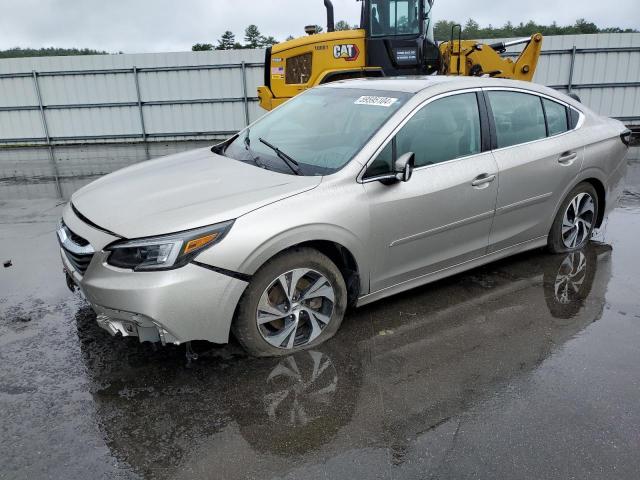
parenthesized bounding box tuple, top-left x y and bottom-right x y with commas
(471, 174, 496, 187)
(558, 151, 577, 165)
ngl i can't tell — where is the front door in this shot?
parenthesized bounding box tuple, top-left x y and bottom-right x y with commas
(364, 91, 499, 292)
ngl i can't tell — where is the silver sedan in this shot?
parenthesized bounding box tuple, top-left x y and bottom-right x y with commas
(57, 76, 631, 356)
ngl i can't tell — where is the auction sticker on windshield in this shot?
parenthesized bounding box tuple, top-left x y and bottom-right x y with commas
(354, 96, 399, 107)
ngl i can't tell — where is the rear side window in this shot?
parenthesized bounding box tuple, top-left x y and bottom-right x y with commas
(542, 98, 569, 136)
(488, 91, 546, 148)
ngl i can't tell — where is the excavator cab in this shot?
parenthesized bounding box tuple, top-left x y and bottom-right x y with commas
(257, 0, 440, 111)
(361, 0, 440, 76)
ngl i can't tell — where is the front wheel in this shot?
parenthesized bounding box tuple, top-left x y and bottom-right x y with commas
(548, 182, 599, 253)
(233, 248, 347, 357)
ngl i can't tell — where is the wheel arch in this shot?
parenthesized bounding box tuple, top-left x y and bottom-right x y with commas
(549, 170, 608, 233)
(291, 240, 361, 307)
(581, 177, 606, 228)
(239, 224, 370, 303)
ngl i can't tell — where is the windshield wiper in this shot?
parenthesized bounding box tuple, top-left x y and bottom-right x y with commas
(244, 130, 266, 169)
(258, 137, 301, 175)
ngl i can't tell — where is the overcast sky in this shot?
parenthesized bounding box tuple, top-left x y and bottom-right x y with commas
(1, 0, 638, 53)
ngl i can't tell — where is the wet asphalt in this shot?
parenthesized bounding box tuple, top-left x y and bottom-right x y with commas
(1, 153, 640, 480)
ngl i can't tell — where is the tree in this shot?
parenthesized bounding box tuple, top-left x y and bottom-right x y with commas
(432, 17, 637, 42)
(335, 20, 353, 31)
(216, 31, 236, 50)
(191, 43, 213, 51)
(244, 24, 262, 48)
(286, 35, 295, 41)
(574, 18, 598, 34)
(0, 47, 108, 58)
(433, 19, 458, 41)
(462, 18, 480, 39)
(260, 35, 279, 47)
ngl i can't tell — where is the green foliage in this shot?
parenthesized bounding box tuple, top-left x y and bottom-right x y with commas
(244, 24, 263, 48)
(194, 25, 279, 51)
(335, 20, 353, 31)
(260, 36, 279, 47)
(0, 47, 108, 59)
(216, 31, 236, 50)
(192, 43, 214, 51)
(433, 18, 638, 42)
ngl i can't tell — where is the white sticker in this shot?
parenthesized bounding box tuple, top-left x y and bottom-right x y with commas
(354, 96, 399, 107)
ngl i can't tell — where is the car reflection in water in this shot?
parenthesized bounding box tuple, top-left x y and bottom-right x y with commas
(75, 243, 611, 479)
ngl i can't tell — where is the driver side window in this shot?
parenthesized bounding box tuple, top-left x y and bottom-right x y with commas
(364, 92, 482, 178)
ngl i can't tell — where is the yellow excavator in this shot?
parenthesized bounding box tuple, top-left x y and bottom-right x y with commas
(258, 0, 543, 111)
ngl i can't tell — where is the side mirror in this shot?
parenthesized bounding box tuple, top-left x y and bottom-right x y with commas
(394, 152, 415, 182)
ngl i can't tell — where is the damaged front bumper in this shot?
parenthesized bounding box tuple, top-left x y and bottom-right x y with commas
(61, 248, 248, 346)
(93, 305, 178, 345)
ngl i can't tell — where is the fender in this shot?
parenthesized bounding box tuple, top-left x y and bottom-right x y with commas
(196, 220, 372, 296)
(238, 223, 370, 296)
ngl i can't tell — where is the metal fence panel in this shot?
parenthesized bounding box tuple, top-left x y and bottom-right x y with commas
(1, 34, 639, 199)
(0, 76, 38, 107)
(0, 109, 43, 139)
(480, 33, 640, 122)
(0, 49, 264, 146)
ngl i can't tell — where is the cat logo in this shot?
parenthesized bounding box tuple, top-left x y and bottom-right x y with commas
(333, 44, 360, 61)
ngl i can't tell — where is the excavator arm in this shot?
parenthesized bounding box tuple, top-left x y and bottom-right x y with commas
(439, 33, 543, 82)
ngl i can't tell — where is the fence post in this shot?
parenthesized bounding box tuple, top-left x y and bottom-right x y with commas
(133, 66, 150, 160)
(241, 61, 250, 126)
(567, 45, 577, 93)
(32, 70, 62, 198)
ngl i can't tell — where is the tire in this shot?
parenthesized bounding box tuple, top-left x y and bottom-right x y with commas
(232, 247, 347, 357)
(548, 182, 599, 254)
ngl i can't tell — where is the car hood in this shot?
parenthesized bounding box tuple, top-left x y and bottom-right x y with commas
(71, 147, 321, 238)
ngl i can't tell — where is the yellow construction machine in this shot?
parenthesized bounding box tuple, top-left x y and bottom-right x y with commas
(258, 0, 543, 111)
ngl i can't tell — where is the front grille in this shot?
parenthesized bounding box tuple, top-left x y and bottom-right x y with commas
(63, 248, 94, 275)
(57, 219, 95, 275)
(65, 226, 89, 247)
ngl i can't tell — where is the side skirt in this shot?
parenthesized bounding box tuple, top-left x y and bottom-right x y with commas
(356, 236, 548, 307)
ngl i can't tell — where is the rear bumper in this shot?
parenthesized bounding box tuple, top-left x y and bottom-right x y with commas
(61, 248, 248, 345)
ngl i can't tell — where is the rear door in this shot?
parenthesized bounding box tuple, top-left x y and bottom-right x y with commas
(363, 91, 499, 292)
(484, 89, 583, 252)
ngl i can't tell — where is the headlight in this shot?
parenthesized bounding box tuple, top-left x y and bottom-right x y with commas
(105, 221, 233, 271)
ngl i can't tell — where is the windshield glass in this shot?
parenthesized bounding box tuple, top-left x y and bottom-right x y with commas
(369, 0, 422, 37)
(223, 87, 410, 175)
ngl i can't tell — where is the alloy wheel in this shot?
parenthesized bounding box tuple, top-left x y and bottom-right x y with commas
(561, 193, 595, 249)
(256, 268, 335, 349)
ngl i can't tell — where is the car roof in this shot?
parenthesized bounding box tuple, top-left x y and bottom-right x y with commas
(321, 75, 552, 95)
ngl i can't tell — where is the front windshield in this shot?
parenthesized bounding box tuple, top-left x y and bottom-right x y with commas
(369, 0, 422, 37)
(223, 87, 410, 175)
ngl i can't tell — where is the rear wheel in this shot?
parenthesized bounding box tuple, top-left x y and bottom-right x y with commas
(233, 248, 347, 357)
(548, 182, 599, 253)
